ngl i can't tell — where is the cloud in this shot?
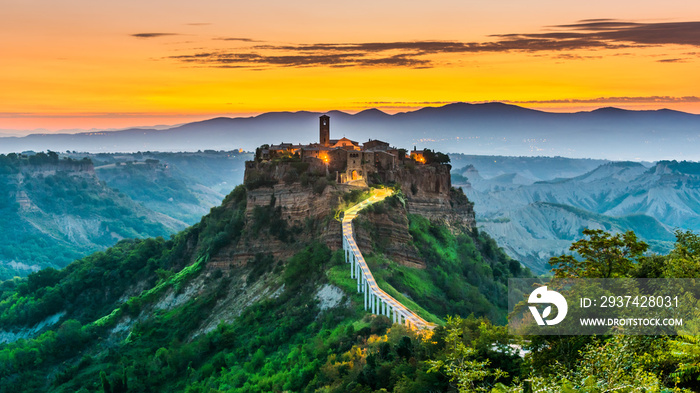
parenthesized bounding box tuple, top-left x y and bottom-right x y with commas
(214, 37, 263, 42)
(131, 33, 180, 39)
(165, 19, 700, 69)
(551, 54, 603, 60)
(0, 112, 204, 118)
(353, 97, 700, 108)
(169, 52, 430, 68)
(506, 20, 700, 47)
(576, 18, 620, 23)
(656, 58, 688, 63)
(252, 38, 631, 54)
(501, 96, 700, 104)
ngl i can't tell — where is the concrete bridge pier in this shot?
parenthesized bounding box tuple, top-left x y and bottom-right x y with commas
(351, 253, 355, 279)
(350, 251, 355, 279)
(363, 277, 368, 310)
(344, 237, 359, 289)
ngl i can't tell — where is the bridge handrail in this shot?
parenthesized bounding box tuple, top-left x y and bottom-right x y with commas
(342, 189, 435, 330)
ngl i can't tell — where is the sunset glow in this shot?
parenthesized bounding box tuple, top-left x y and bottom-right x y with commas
(2, 0, 700, 131)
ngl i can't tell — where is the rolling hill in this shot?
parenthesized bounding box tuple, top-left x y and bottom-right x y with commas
(454, 160, 700, 272)
(0, 153, 186, 280)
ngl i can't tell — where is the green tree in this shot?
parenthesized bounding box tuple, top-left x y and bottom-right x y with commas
(663, 231, 700, 388)
(427, 316, 506, 392)
(527, 336, 663, 392)
(100, 370, 112, 393)
(671, 324, 700, 388)
(550, 229, 648, 278)
(422, 149, 451, 165)
(663, 230, 700, 278)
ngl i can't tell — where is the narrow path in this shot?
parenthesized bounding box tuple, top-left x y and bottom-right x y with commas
(342, 189, 436, 330)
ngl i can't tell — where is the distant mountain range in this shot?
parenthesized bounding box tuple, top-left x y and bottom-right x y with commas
(2, 103, 700, 161)
(474, 201, 676, 274)
(449, 154, 611, 181)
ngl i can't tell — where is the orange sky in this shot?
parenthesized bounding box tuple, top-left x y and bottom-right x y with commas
(2, 0, 700, 131)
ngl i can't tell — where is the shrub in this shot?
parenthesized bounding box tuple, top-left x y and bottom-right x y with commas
(313, 178, 329, 195)
(283, 169, 299, 185)
(283, 243, 331, 291)
(245, 170, 277, 190)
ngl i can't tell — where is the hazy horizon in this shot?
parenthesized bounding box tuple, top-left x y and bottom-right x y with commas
(1, 102, 699, 162)
(2, 101, 698, 135)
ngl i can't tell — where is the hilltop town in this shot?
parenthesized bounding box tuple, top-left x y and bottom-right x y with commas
(251, 115, 449, 188)
(236, 115, 474, 268)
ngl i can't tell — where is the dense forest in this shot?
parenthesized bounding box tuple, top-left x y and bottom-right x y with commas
(0, 182, 699, 392)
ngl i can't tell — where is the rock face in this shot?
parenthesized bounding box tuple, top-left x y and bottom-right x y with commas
(244, 183, 336, 226)
(208, 177, 352, 269)
(217, 159, 476, 269)
(354, 207, 425, 268)
(382, 164, 475, 234)
(352, 165, 475, 269)
(208, 235, 294, 270)
(244, 181, 349, 251)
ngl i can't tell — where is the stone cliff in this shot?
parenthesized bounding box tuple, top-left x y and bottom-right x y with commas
(380, 163, 475, 234)
(353, 205, 425, 269)
(208, 171, 349, 268)
(208, 159, 475, 270)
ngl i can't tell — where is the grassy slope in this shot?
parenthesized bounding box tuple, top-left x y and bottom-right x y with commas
(354, 194, 530, 325)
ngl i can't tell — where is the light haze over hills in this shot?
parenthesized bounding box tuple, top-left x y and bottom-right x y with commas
(453, 160, 700, 272)
(2, 103, 700, 161)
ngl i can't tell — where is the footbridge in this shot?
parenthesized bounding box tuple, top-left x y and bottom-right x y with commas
(341, 189, 436, 330)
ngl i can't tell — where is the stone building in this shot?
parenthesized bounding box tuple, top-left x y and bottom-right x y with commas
(259, 114, 425, 185)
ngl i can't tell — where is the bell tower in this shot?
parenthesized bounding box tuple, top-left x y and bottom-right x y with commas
(320, 115, 330, 146)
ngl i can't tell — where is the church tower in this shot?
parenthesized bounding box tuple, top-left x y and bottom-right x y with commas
(320, 115, 330, 146)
